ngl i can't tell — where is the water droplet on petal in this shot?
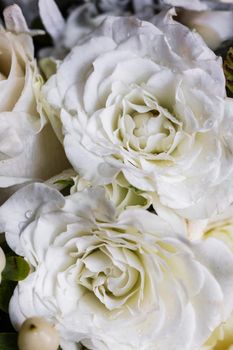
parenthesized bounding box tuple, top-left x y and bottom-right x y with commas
(25, 210, 33, 219)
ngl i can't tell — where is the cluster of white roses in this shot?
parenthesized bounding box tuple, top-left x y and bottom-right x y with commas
(1, 0, 233, 349)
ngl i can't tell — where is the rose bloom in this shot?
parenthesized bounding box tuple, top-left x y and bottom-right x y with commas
(168, 0, 233, 51)
(1, 184, 233, 350)
(201, 313, 233, 350)
(177, 9, 233, 50)
(42, 12, 233, 220)
(187, 206, 233, 350)
(0, 5, 69, 202)
(47, 169, 154, 213)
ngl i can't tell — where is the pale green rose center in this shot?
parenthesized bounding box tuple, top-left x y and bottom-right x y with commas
(77, 243, 143, 311)
(116, 86, 180, 155)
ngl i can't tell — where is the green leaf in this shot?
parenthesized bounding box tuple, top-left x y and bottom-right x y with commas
(224, 47, 233, 97)
(54, 178, 74, 188)
(54, 178, 75, 196)
(0, 280, 16, 313)
(0, 333, 18, 350)
(2, 256, 30, 282)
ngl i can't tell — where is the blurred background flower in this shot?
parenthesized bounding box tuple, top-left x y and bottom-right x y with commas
(1, 0, 233, 58)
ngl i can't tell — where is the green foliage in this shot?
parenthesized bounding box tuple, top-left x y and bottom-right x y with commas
(2, 256, 30, 282)
(0, 333, 18, 350)
(54, 178, 75, 188)
(0, 250, 30, 313)
(0, 280, 16, 313)
(224, 47, 233, 97)
(54, 178, 75, 196)
(0, 241, 14, 257)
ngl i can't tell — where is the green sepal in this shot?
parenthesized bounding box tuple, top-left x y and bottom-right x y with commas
(2, 256, 30, 282)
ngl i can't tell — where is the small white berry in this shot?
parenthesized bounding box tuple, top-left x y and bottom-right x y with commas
(18, 317, 60, 350)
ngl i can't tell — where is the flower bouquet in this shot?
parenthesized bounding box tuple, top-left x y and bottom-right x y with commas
(1, 0, 233, 349)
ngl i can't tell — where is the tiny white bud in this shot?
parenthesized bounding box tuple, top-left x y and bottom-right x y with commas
(18, 317, 60, 350)
(0, 247, 6, 283)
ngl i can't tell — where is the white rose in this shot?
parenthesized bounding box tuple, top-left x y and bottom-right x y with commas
(1, 184, 233, 350)
(0, 5, 69, 200)
(200, 312, 233, 349)
(176, 9, 233, 50)
(188, 206, 233, 349)
(42, 12, 233, 219)
(38, 0, 151, 61)
(162, 0, 233, 50)
(47, 169, 154, 213)
(105, 172, 154, 212)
